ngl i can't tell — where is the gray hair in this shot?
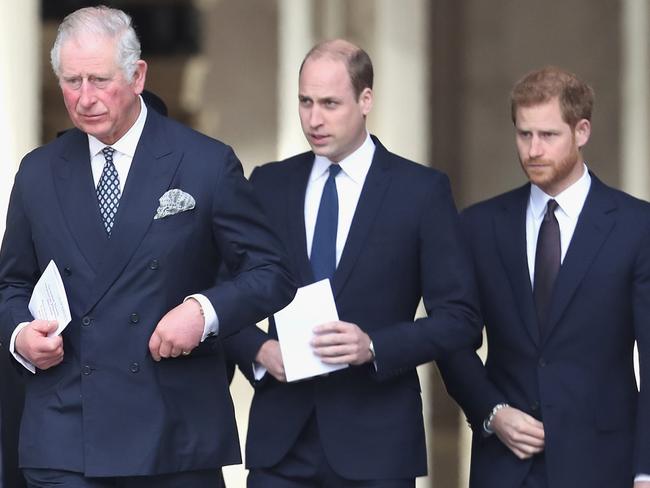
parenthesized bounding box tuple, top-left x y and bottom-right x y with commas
(50, 6, 141, 81)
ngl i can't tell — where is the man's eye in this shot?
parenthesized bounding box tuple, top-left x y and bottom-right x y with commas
(65, 78, 82, 89)
(90, 77, 110, 87)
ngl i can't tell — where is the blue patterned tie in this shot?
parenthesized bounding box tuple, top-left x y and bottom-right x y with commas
(96, 147, 121, 236)
(310, 164, 342, 281)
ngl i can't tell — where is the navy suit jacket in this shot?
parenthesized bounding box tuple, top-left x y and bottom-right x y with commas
(225, 137, 481, 480)
(0, 109, 295, 477)
(438, 175, 650, 487)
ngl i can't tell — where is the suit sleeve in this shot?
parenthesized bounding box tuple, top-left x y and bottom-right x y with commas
(437, 348, 509, 431)
(369, 174, 482, 379)
(199, 148, 296, 339)
(436, 208, 509, 431)
(633, 221, 650, 474)
(220, 165, 284, 385)
(0, 167, 40, 349)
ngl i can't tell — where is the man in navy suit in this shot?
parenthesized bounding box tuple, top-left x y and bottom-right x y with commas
(0, 6, 294, 487)
(225, 39, 481, 487)
(438, 66, 650, 487)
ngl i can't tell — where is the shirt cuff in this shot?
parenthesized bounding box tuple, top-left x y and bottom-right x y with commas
(10, 322, 36, 374)
(635, 474, 650, 481)
(252, 362, 267, 381)
(185, 294, 219, 341)
(368, 340, 378, 371)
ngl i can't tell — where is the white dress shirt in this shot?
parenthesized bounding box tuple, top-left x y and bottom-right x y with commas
(11, 97, 218, 373)
(526, 164, 591, 284)
(305, 133, 376, 264)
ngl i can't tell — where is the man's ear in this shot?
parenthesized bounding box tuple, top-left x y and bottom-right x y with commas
(574, 118, 591, 148)
(359, 87, 373, 116)
(132, 60, 148, 95)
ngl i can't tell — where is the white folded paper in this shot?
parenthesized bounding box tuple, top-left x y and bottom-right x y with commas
(28, 260, 71, 336)
(274, 279, 348, 382)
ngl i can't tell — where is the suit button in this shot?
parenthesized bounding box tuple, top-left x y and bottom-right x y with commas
(129, 313, 139, 324)
(538, 358, 547, 368)
(63, 267, 72, 276)
(148, 259, 159, 270)
(81, 316, 92, 327)
(82, 365, 92, 375)
(130, 362, 140, 373)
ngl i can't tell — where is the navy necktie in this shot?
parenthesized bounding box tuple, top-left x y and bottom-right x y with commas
(96, 146, 121, 236)
(310, 164, 342, 281)
(533, 199, 560, 332)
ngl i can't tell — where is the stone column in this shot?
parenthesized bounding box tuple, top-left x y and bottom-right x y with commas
(621, 0, 650, 200)
(277, 0, 314, 159)
(0, 0, 40, 235)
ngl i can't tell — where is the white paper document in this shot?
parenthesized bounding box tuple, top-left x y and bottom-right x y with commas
(28, 260, 71, 336)
(274, 279, 348, 382)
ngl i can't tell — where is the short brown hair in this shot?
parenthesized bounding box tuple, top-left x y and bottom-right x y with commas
(300, 39, 373, 100)
(510, 66, 594, 128)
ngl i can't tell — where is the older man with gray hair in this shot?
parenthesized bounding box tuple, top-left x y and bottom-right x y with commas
(0, 5, 294, 487)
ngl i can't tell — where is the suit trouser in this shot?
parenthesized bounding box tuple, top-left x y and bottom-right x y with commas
(0, 348, 26, 488)
(23, 468, 225, 488)
(248, 413, 414, 488)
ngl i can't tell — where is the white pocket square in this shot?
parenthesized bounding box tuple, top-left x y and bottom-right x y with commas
(154, 189, 196, 220)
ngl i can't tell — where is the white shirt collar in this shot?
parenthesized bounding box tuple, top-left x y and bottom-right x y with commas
(88, 96, 148, 158)
(529, 164, 591, 220)
(310, 133, 376, 183)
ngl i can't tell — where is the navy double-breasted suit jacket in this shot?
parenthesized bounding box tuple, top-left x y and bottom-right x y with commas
(438, 175, 650, 487)
(225, 137, 481, 480)
(0, 108, 295, 477)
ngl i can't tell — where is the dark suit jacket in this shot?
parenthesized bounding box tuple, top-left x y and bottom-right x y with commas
(225, 136, 481, 480)
(438, 175, 650, 487)
(0, 108, 295, 477)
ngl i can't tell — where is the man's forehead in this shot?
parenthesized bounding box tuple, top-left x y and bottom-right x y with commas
(516, 100, 565, 124)
(299, 62, 354, 98)
(59, 37, 119, 72)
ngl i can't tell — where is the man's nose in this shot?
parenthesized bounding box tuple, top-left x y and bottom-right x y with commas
(309, 106, 323, 127)
(529, 136, 543, 158)
(78, 80, 97, 107)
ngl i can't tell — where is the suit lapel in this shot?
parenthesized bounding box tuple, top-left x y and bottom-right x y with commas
(542, 176, 616, 343)
(83, 111, 181, 313)
(332, 138, 392, 298)
(53, 129, 110, 271)
(285, 155, 314, 286)
(494, 184, 541, 345)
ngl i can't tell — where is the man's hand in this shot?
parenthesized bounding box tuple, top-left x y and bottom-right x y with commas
(311, 321, 373, 365)
(490, 405, 545, 459)
(634, 482, 650, 488)
(149, 299, 204, 361)
(255, 339, 286, 382)
(15, 320, 63, 370)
